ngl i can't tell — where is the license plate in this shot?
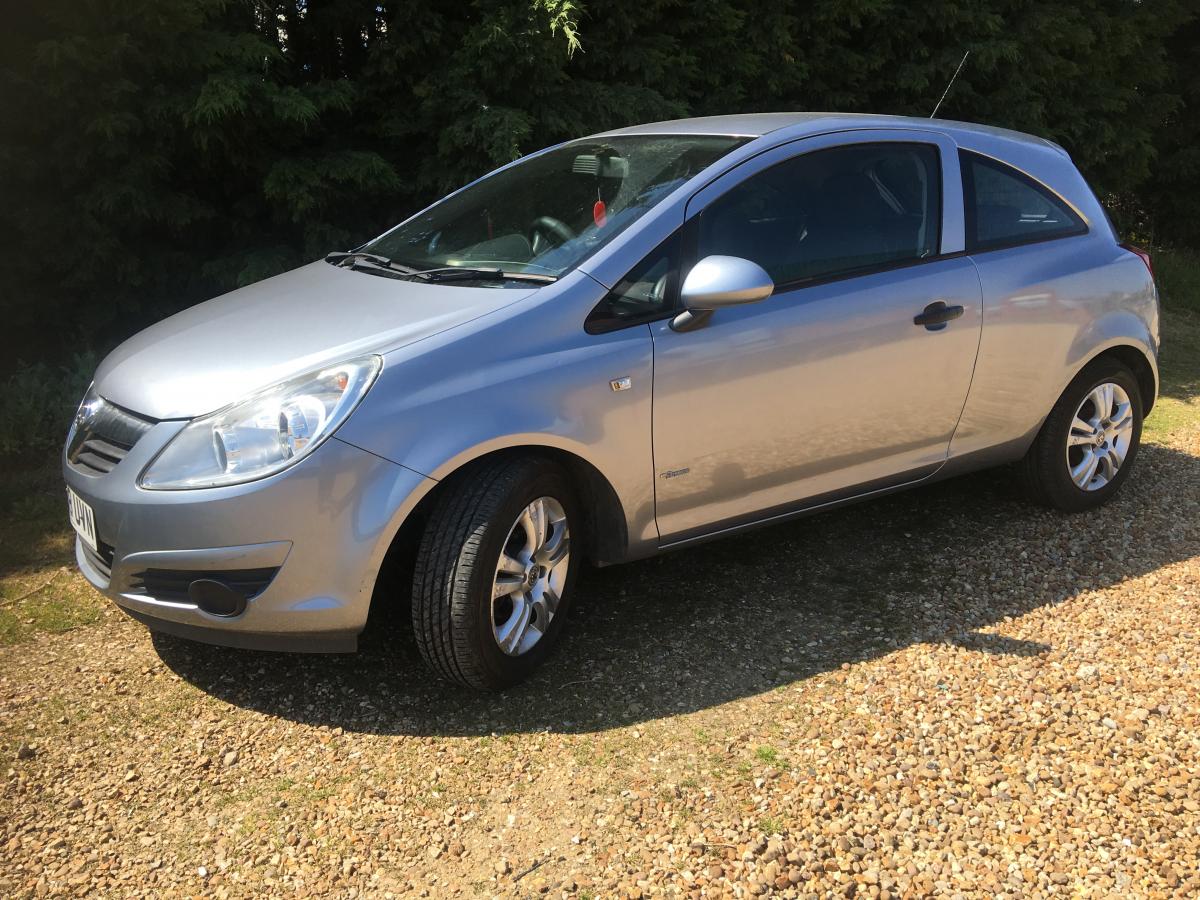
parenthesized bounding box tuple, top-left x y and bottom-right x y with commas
(67, 487, 98, 553)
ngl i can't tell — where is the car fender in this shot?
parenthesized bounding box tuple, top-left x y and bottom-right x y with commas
(1063, 308, 1159, 405)
(335, 272, 660, 561)
(952, 243, 1158, 460)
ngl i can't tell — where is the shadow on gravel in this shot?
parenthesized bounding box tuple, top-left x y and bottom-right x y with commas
(154, 441, 1200, 737)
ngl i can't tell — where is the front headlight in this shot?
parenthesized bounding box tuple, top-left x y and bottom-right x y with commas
(139, 356, 381, 490)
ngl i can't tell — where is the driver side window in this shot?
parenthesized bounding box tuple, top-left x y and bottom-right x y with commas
(584, 234, 679, 334)
(697, 142, 941, 287)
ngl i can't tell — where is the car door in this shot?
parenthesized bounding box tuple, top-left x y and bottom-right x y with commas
(650, 130, 983, 542)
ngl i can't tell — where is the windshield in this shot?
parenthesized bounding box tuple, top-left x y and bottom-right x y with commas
(362, 134, 747, 280)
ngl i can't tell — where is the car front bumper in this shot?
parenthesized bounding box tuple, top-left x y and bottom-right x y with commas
(64, 424, 436, 653)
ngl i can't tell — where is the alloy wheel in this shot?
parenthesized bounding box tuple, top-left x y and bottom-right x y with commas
(1065, 382, 1134, 491)
(490, 496, 570, 656)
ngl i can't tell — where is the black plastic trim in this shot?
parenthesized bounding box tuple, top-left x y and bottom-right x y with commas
(659, 462, 942, 551)
(67, 399, 156, 476)
(128, 566, 279, 605)
(584, 307, 677, 335)
(770, 249, 970, 297)
(594, 247, 974, 331)
(81, 538, 116, 581)
(963, 229, 1092, 258)
(119, 607, 358, 653)
(584, 233, 682, 334)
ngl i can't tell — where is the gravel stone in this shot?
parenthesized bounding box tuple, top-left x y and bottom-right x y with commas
(3, 422, 1200, 896)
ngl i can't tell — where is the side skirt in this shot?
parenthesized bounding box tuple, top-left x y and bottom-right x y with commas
(650, 432, 1037, 556)
(656, 464, 941, 553)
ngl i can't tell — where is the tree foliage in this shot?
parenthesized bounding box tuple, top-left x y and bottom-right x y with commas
(0, 0, 1195, 372)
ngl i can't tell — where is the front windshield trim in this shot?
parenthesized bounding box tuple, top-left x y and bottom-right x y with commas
(584, 130, 761, 140)
(359, 133, 750, 285)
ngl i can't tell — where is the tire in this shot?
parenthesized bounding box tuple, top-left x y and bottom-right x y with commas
(1019, 358, 1143, 512)
(411, 456, 580, 690)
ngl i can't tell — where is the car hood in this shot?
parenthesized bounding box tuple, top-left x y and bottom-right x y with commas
(94, 261, 532, 419)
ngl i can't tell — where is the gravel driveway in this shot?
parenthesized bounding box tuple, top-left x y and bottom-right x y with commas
(4, 414, 1200, 897)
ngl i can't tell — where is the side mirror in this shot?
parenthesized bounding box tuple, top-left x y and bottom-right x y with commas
(672, 255, 774, 331)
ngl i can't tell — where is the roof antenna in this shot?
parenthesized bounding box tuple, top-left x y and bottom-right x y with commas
(930, 50, 970, 119)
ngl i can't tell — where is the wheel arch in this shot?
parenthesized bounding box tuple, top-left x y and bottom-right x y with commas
(368, 444, 631, 620)
(1079, 343, 1158, 415)
(439, 445, 630, 566)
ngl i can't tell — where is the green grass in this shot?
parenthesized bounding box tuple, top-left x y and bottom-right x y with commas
(759, 815, 784, 836)
(1144, 308, 1200, 441)
(1156, 247, 1200, 315)
(1139, 247, 1200, 441)
(754, 745, 779, 764)
(0, 465, 106, 644)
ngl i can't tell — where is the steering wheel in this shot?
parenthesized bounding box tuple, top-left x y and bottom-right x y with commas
(651, 273, 669, 304)
(530, 216, 576, 254)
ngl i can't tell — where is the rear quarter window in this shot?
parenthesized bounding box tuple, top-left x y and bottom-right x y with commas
(960, 149, 1087, 252)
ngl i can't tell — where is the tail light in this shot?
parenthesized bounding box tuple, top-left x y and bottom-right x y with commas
(1120, 242, 1154, 280)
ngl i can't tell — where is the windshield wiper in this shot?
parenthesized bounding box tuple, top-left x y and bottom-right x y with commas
(325, 250, 418, 274)
(327, 250, 390, 267)
(409, 267, 558, 284)
(328, 252, 557, 285)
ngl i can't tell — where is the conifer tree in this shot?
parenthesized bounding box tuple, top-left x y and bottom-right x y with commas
(0, 0, 1194, 374)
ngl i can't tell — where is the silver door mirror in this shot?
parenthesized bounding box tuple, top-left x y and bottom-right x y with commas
(681, 255, 775, 309)
(672, 255, 774, 331)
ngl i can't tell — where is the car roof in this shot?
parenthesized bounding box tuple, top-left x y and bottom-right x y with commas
(591, 112, 1068, 156)
(574, 111, 1104, 289)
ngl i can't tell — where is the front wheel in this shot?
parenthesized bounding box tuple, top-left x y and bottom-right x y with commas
(411, 457, 579, 690)
(1019, 358, 1143, 512)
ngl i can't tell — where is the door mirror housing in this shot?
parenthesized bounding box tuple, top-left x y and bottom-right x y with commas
(672, 255, 774, 331)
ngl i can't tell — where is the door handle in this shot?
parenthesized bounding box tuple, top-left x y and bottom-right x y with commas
(913, 301, 964, 331)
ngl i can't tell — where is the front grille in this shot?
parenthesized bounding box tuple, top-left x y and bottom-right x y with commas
(127, 567, 279, 604)
(81, 538, 116, 581)
(67, 398, 155, 476)
(73, 437, 129, 474)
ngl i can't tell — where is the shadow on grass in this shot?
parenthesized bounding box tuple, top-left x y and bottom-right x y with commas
(0, 465, 75, 582)
(153, 439, 1200, 736)
(1156, 309, 1200, 405)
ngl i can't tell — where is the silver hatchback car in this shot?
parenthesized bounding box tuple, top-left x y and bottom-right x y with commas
(65, 113, 1158, 689)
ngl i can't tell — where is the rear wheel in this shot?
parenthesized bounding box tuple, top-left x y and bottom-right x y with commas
(411, 457, 579, 690)
(1019, 359, 1143, 512)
